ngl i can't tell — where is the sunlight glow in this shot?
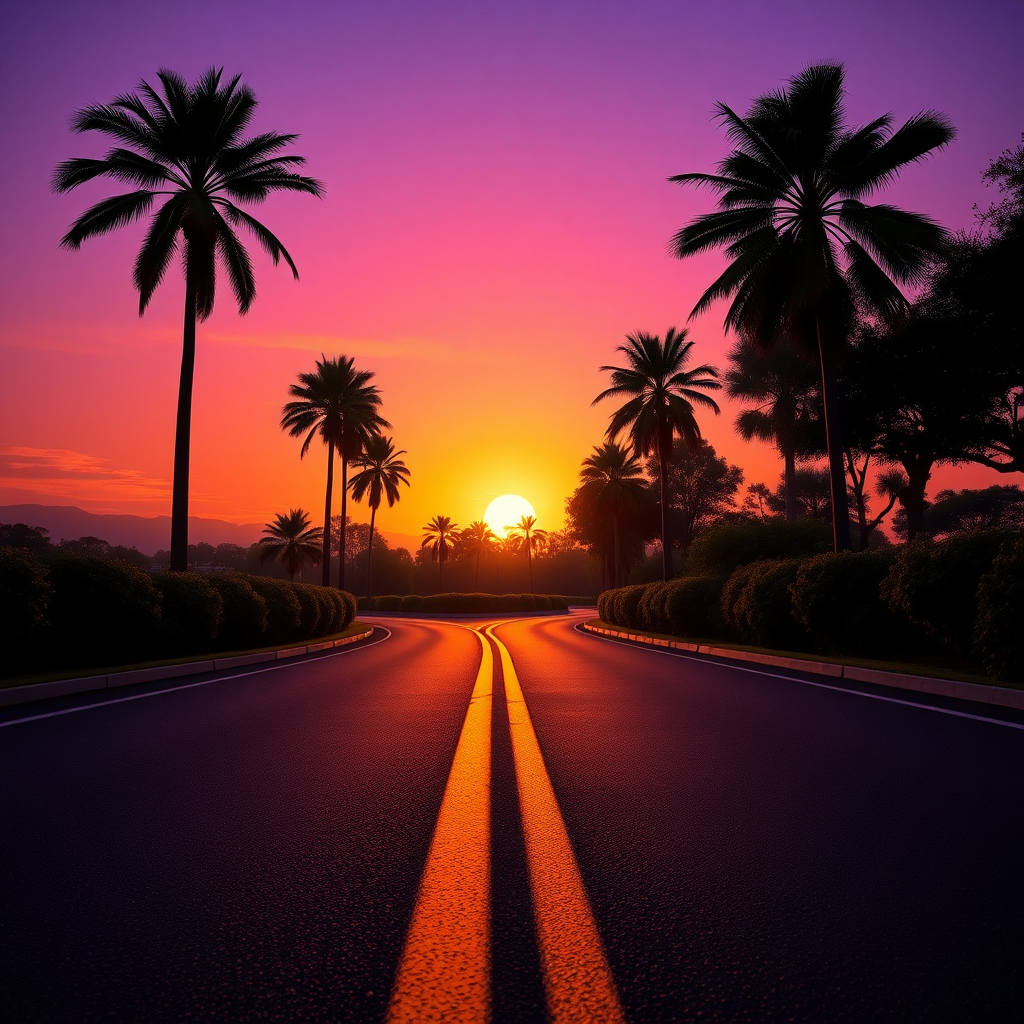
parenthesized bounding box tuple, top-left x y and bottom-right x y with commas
(484, 494, 536, 536)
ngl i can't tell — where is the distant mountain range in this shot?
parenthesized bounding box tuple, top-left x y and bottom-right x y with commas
(1, 504, 420, 556)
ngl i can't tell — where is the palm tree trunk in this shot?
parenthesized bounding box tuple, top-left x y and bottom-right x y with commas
(321, 437, 334, 586)
(612, 503, 622, 588)
(783, 447, 798, 522)
(169, 271, 197, 572)
(338, 452, 349, 591)
(816, 322, 853, 553)
(527, 539, 534, 593)
(475, 551, 481, 590)
(658, 430, 674, 579)
(365, 502, 377, 600)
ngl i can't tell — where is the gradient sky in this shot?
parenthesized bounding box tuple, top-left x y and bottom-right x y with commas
(1, 1, 1022, 541)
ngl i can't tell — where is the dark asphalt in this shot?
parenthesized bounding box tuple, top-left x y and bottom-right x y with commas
(2, 614, 1022, 1022)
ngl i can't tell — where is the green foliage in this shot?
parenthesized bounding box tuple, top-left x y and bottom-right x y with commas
(882, 529, 1019, 661)
(686, 518, 832, 577)
(973, 537, 1024, 680)
(335, 589, 358, 629)
(205, 572, 269, 650)
(246, 576, 303, 644)
(611, 584, 648, 629)
(313, 587, 339, 633)
(0, 524, 53, 556)
(152, 572, 223, 657)
(46, 554, 162, 668)
(637, 582, 671, 632)
(291, 583, 322, 638)
(721, 559, 808, 650)
(789, 551, 902, 656)
(0, 546, 52, 675)
(663, 576, 727, 639)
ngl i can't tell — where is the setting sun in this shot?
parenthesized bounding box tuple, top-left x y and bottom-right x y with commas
(484, 494, 536, 536)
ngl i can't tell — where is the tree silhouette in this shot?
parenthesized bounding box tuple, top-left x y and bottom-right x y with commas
(670, 62, 953, 551)
(54, 68, 322, 570)
(421, 516, 459, 589)
(509, 515, 549, 593)
(594, 328, 720, 579)
(349, 435, 410, 599)
(258, 509, 323, 581)
(461, 521, 498, 590)
(282, 356, 389, 587)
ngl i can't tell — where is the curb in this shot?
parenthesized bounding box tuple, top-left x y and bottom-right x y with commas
(0, 627, 376, 711)
(582, 623, 1024, 712)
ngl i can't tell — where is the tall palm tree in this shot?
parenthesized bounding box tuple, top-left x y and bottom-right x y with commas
(349, 435, 411, 599)
(461, 521, 498, 590)
(281, 356, 389, 588)
(54, 68, 322, 571)
(593, 328, 720, 579)
(258, 509, 323, 581)
(724, 337, 818, 521)
(421, 516, 459, 590)
(579, 442, 648, 587)
(670, 62, 954, 551)
(509, 515, 549, 593)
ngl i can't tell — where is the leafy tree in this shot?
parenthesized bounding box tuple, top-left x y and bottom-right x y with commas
(282, 356, 389, 587)
(671, 62, 953, 551)
(58, 536, 111, 556)
(925, 485, 1024, 536)
(421, 516, 459, 589)
(578, 442, 648, 586)
(594, 328, 720, 578)
(461, 521, 498, 590)
(0, 523, 52, 556)
(258, 509, 323, 581)
(509, 515, 549, 593)
(348, 435, 411, 599)
(54, 68, 322, 570)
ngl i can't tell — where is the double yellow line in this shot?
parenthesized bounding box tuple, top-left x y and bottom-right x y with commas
(386, 624, 626, 1024)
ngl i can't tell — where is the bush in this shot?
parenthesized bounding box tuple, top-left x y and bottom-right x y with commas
(152, 572, 223, 657)
(292, 583, 323, 639)
(336, 589, 357, 629)
(789, 550, 903, 656)
(721, 559, 808, 650)
(0, 546, 52, 676)
(46, 553, 162, 668)
(312, 586, 339, 634)
(973, 536, 1024, 680)
(687, 518, 832, 577)
(597, 589, 613, 623)
(611, 584, 648, 629)
(206, 572, 269, 650)
(246, 576, 303, 644)
(663, 576, 727, 639)
(638, 581, 671, 632)
(882, 529, 1018, 661)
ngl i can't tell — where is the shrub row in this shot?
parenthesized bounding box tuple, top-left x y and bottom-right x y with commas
(597, 529, 1023, 680)
(0, 548, 357, 677)
(358, 592, 572, 613)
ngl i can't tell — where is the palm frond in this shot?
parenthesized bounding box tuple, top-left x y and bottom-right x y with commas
(59, 191, 154, 249)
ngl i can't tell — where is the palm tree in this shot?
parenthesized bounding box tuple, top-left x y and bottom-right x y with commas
(724, 336, 817, 521)
(258, 509, 323, 581)
(579, 442, 648, 587)
(349, 435, 411, 599)
(281, 356, 389, 588)
(509, 515, 549, 593)
(422, 516, 459, 590)
(670, 62, 954, 551)
(461, 521, 498, 590)
(593, 328, 720, 579)
(54, 68, 322, 571)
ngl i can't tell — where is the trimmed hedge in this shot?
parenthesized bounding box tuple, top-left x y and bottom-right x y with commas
(246, 576, 303, 645)
(973, 536, 1024, 680)
(686, 518, 832, 577)
(357, 593, 572, 614)
(663, 576, 727, 638)
(721, 559, 808, 650)
(152, 571, 223, 657)
(205, 572, 269, 650)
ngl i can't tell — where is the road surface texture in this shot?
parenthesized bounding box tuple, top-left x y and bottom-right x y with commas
(2, 611, 1021, 1022)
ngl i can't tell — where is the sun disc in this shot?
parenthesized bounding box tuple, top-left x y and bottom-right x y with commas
(484, 494, 536, 536)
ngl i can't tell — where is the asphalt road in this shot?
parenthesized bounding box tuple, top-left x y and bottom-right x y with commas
(2, 612, 1021, 1022)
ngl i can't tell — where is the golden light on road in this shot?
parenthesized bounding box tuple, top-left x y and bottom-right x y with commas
(484, 494, 536, 536)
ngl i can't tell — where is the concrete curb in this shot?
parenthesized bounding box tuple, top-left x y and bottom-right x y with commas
(0, 626, 376, 710)
(582, 623, 1024, 712)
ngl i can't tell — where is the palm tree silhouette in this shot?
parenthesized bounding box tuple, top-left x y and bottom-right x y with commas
(421, 516, 459, 590)
(724, 337, 817, 521)
(670, 63, 953, 550)
(349, 435, 411, 599)
(593, 328, 720, 579)
(281, 356, 389, 588)
(258, 509, 323, 581)
(54, 68, 322, 571)
(579, 442, 648, 587)
(461, 521, 498, 590)
(509, 515, 548, 593)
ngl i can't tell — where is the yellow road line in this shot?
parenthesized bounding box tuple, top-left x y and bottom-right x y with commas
(486, 625, 627, 1024)
(385, 629, 493, 1023)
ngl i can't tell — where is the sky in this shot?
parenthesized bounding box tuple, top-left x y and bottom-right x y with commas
(1, 0, 1022, 541)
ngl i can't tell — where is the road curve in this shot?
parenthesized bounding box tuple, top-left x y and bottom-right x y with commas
(2, 612, 1022, 1022)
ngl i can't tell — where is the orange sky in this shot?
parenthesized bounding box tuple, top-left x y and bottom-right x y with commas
(1, 3, 1019, 539)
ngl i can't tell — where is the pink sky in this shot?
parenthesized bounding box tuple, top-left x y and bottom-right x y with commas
(1, 1, 1022, 537)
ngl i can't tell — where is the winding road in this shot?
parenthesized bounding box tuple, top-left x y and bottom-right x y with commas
(2, 611, 1022, 1022)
